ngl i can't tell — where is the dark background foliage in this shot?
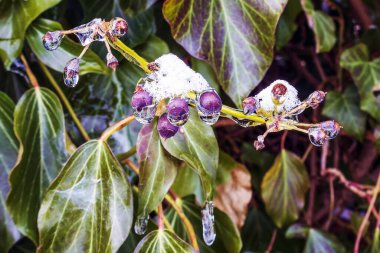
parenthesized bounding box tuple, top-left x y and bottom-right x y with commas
(0, 0, 380, 252)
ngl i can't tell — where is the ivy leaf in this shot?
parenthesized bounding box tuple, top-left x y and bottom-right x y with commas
(38, 140, 133, 252)
(119, 0, 158, 17)
(160, 108, 218, 201)
(322, 86, 366, 141)
(134, 229, 195, 253)
(340, 43, 380, 120)
(0, 0, 61, 68)
(136, 120, 178, 218)
(6, 87, 67, 243)
(286, 224, 346, 253)
(0, 92, 21, 252)
(301, 0, 336, 53)
(26, 19, 108, 75)
(163, 0, 287, 106)
(166, 196, 242, 253)
(276, 0, 302, 50)
(261, 150, 309, 228)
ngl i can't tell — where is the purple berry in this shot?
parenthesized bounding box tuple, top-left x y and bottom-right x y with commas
(132, 91, 153, 111)
(42, 31, 64, 51)
(242, 97, 258, 115)
(157, 113, 179, 139)
(320, 120, 341, 140)
(167, 98, 190, 126)
(198, 89, 222, 114)
(63, 58, 80, 87)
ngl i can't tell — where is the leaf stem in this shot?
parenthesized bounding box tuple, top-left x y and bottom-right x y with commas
(116, 146, 137, 161)
(354, 169, 380, 253)
(157, 204, 165, 231)
(38, 61, 90, 141)
(100, 115, 135, 141)
(20, 54, 39, 88)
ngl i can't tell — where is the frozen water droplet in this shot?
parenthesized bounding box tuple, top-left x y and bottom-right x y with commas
(42, 31, 64, 51)
(198, 112, 220, 125)
(72, 18, 104, 46)
(134, 215, 149, 235)
(106, 53, 118, 70)
(283, 114, 299, 124)
(308, 127, 326, 146)
(64, 58, 80, 87)
(202, 201, 216, 246)
(231, 117, 252, 127)
(133, 103, 157, 124)
(320, 120, 341, 140)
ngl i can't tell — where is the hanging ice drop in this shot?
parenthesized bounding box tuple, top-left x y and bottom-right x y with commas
(42, 31, 64, 51)
(201, 201, 216, 246)
(134, 215, 149, 235)
(63, 58, 80, 87)
(72, 18, 104, 46)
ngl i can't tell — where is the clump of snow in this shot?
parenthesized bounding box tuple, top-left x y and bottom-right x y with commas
(143, 54, 210, 101)
(255, 80, 300, 113)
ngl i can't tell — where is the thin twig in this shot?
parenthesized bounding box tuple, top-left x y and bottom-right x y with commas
(20, 54, 39, 88)
(302, 144, 313, 162)
(265, 229, 278, 253)
(38, 61, 90, 141)
(324, 177, 335, 230)
(354, 170, 380, 253)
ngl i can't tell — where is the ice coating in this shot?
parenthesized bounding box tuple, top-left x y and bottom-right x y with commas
(143, 54, 210, 100)
(255, 80, 300, 113)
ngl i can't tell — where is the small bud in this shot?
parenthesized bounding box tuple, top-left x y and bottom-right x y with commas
(42, 31, 64, 51)
(271, 82, 287, 104)
(320, 120, 341, 140)
(131, 91, 153, 112)
(308, 127, 326, 146)
(106, 53, 118, 70)
(63, 58, 80, 87)
(307, 91, 326, 109)
(147, 62, 160, 72)
(254, 135, 265, 150)
(158, 113, 179, 139)
(242, 96, 258, 115)
(134, 84, 144, 93)
(110, 18, 128, 37)
(167, 97, 190, 126)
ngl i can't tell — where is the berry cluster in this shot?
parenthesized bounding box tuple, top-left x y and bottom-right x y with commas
(132, 84, 222, 139)
(240, 80, 341, 149)
(42, 17, 128, 87)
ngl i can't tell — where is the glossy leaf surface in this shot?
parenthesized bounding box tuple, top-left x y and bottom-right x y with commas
(163, 0, 287, 105)
(6, 87, 67, 242)
(38, 140, 133, 253)
(261, 150, 309, 228)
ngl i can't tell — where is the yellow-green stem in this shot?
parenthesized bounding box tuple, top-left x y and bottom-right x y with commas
(38, 61, 91, 141)
(116, 146, 137, 161)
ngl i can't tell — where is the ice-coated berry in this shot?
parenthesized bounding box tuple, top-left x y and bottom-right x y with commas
(271, 82, 287, 104)
(320, 120, 341, 140)
(106, 53, 118, 70)
(42, 31, 64, 51)
(157, 113, 179, 139)
(198, 89, 222, 114)
(167, 97, 190, 126)
(307, 91, 326, 109)
(63, 58, 80, 87)
(131, 91, 153, 111)
(242, 96, 258, 115)
(308, 127, 326, 146)
(110, 17, 128, 37)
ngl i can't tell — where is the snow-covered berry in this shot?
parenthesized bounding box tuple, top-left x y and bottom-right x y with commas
(158, 113, 179, 139)
(167, 97, 190, 126)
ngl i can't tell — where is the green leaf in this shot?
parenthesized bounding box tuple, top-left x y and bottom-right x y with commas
(0, 0, 61, 68)
(276, 0, 302, 50)
(38, 140, 133, 253)
(261, 150, 309, 228)
(340, 43, 380, 119)
(372, 226, 380, 253)
(163, 0, 287, 106)
(286, 224, 346, 253)
(0, 92, 21, 252)
(26, 18, 108, 75)
(166, 196, 242, 253)
(6, 87, 67, 243)
(190, 58, 220, 93)
(301, 0, 336, 53)
(322, 86, 366, 141)
(160, 108, 218, 201)
(134, 229, 195, 253)
(119, 0, 158, 17)
(136, 120, 178, 217)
